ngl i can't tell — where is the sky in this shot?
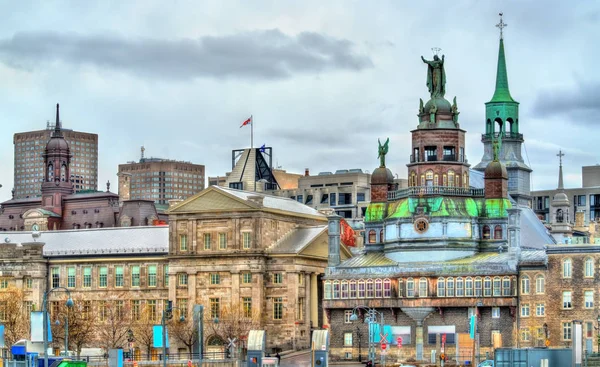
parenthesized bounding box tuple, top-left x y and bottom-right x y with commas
(0, 0, 598, 201)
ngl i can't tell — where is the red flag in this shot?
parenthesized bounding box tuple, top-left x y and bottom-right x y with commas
(240, 116, 252, 128)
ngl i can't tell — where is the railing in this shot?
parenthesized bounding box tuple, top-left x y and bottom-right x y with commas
(409, 155, 467, 164)
(481, 132, 523, 140)
(388, 186, 485, 200)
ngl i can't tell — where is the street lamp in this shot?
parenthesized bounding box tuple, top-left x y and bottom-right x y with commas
(43, 287, 74, 367)
(162, 305, 186, 367)
(349, 306, 385, 365)
(355, 326, 362, 362)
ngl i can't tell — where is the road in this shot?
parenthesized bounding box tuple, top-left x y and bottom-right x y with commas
(279, 351, 364, 367)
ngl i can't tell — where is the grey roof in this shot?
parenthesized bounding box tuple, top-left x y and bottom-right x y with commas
(270, 226, 326, 254)
(520, 206, 555, 248)
(0, 226, 168, 257)
(469, 169, 485, 189)
(64, 191, 119, 200)
(216, 186, 325, 217)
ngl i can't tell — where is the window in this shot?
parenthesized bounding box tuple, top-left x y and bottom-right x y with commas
(406, 278, 415, 297)
(350, 281, 357, 298)
(324, 281, 332, 299)
(563, 291, 572, 309)
(204, 233, 211, 250)
(375, 279, 382, 298)
(493, 277, 501, 296)
(475, 277, 482, 297)
(177, 298, 188, 318)
(131, 300, 141, 321)
(492, 307, 500, 318)
(297, 297, 304, 320)
(342, 281, 349, 299)
(383, 279, 391, 298)
(502, 277, 511, 296)
(179, 234, 188, 251)
(99, 266, 108, 288)
(494, 225, 502, 239)
(242, 272, 252, 284)
(588, 322, 595, 338)
(131, 266, 140, 287)
(520, 304, 530, 317)
(83, 267, 92, 288)
(357, 193, 366, 202)
(67, 267, 76, 288)
(521, 328, 530, 342)
(447, 278, 455, 297)
(585, 258, 594, 277)
(210, 273, 220, 285)
(273, 297, 283, 320)
(273, 273, 283, 284)
(210, 298, 220, 319)
(243, 232, 252, 249)
(243, 297, 252, 318)
(484, 277, 492, 297)
(219, 233, 227, 249)
(437, 278, 446, 297)
(536, 303, 545, 317)
(417, 278, 427, 297)
(178, 273, 188, 286)
(366, 279, 374, 298)
(483, 225, 491, 239)
(465, 277, 473, 297)
(358, 280, 365, 298)
(368, 230, 376, 244)
(345, 310, 353, 323)
(115, 266, 124, 287)
(563, 322, 572, 341)
(344, 332, 353, 347)
(25, 277, 33, 289)
(51, 267, 60, 288)
(563, 258, 572, 278)
(425, 146, 437, 161)
(456, 277, 464, 297)
(330, 193, 336, 206)
(448, 170, 455, 187)
(147, 300, 157, 322)
(333, 281, 340, 299)
(585, 290, 594, 308)
(148, 265, 157, 287)
(0, 279, 8, 289)
(535, 275, 545, 294)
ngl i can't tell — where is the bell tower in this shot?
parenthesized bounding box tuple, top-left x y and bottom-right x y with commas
(41, 103, 74, 217)
(474, 13, 532, 206)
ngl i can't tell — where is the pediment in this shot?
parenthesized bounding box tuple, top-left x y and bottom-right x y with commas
(168, 187, 257, 213)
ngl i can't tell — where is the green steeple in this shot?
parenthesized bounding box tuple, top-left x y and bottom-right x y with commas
(489, 38, 516, 103)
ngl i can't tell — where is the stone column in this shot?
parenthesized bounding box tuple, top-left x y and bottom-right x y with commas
(231, 271, 240, 304)
(415, 325, 424, 361)
(311, 273, 319, 328)
(253, 273, 264, 324)
(190, 219, 197, 253)
(287, 272, 299, 350)
(305, 273, 311, 340)
(168, 272, 176, 302)
(188, 273, 197, 304)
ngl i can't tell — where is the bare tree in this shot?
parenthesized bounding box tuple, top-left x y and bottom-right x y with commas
(169, 317, 198, 355)
(204, 301, 261, 353)
(51, 296, 97, 358)
(0, 286, 29, 348)
(95, 294, 133, 352)
(131, 304, 157, 359)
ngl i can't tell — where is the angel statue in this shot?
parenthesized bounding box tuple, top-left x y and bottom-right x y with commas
(378, 138, 390, 167)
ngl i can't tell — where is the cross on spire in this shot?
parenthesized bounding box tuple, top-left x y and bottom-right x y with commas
(557, 150, 565, 166)
(496, 12, 507, 39)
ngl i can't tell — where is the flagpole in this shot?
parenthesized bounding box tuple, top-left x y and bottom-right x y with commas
(252, 115, 255, 192)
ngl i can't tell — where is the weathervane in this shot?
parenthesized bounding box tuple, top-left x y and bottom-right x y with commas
(431, 47, 441, 56)
(496, 12, 507, 39)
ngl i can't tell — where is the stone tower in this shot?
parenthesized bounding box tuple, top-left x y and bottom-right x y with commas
(550, 150, 572, 243)
(41, 104, 74, 216)
(474, 20, 532, 206)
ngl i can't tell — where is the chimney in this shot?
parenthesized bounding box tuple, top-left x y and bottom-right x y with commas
(327, 214, 342, 267)
(305, 168, 310, 177)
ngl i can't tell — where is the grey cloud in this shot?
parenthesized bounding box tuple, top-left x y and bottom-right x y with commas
(0, 29, 373, 80)
(531, 82, 600, 123)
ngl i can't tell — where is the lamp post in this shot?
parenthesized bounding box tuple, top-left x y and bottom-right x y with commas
(349, 306, 385, 366)
(162, 305, 186, 367)
(43, 287, 74, 367)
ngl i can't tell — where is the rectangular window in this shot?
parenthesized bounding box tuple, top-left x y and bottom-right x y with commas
(131, 266, 140, 287)
(210, 298, 220, 319)
(357, 193, 366, 202)
(210, 273, 220, 285)
(358, 282, 365, 298)
(446, 279, 454, 297)
(520, 304, 530, 317)
(99, 301, 107, 322)
(330, 193, 336, 206)
(219, 233, 227, 249)
(67, 267, 76, 288)
(115, 266, 124, 287)
(242, 272, 252, 284)
(345, 310, 353, 323)
(273, 297, 283, 320)
(563, 322, 572, 341)
(147, 300, 157, 322)
(132, 300, 141, 321)
(204, 233, 211, 250)
(563, 291, 572, 309)
(437, 279, 445, 297)
(475, 278, 482, 297)
(344, 332, 353, 346)
(26, 277, 33, 289)
(536, 303, 545, 316)
(493, 278, 501, 296)
(243, 297, 252, 318)
(148, 265, 157, 287)
(83, 267, 92, 288)
(273, 273, 283, 284)
(492, 307, 500, 318)
(484, 278, 492, 297)
(243, 232, 252, 249)
(349, 282, 357, 298)
(99, 266, 108, 288)
(51, 267, 60, 288)
(179, 234, 188, 251)
(177, 298, 188, 318)
(163, 265, 169, 286)
(585, 290, 594, 308)
(178, 273, 188, 286)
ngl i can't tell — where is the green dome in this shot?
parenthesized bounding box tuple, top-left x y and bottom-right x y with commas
(424, 97, 452, 114)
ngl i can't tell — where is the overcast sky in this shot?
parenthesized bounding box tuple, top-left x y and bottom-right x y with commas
(0, 0, 598, 201)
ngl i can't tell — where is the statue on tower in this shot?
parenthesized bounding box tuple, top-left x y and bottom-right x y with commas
(378, 138, 390, 167)
(421, 53, 446, 98)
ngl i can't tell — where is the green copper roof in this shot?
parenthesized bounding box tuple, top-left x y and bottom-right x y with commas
(483, 198, 512, 218)
(489, 39, 516, 103)
(365, 202, 387, 222)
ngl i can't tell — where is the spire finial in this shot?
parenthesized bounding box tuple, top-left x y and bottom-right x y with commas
(557, 149, 565, 166)
(496, 12, 507, 40)
(55, 103, 60, 129)
(557, 150, 565, 190)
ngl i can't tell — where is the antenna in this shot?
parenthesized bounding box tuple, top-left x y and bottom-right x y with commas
(141, 146, 145, 161)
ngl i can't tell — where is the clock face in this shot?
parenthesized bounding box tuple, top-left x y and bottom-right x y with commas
(414, 218, 429, 234)
(32, 224, 39, 231)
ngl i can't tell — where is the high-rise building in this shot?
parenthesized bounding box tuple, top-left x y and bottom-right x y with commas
(118, 148, 205, 205)
(13, 109, 98, 199)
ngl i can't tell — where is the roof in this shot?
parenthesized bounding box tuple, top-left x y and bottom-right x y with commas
(270, 226, 326, 254)
(36, 208, 61, 218)
(488, 39, 517, 103)
(520, 205, 555, 248)
(64, 191, 119, 200)
(0, 226, 168, 257)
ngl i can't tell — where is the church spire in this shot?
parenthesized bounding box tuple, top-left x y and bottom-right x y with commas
(54, 103, 63, 137)
(557, 150, 565, 190)
(489, 13, 515, 103)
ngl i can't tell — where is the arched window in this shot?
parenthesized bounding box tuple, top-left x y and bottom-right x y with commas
(419, 277, 428, 297)
(556, 209, 564, 223)
(463, 173, 468, 188)
(465, 277, 473, 297)
(562, 258, 572, 278)
(368, 230, 376, 244)
(585, 257, 594, 277)
(475, 277, 482, 297)
(366, 279, 374, 298)
(483, 225, 491, 239)
(375, 279, 383, 298)
(446, 277, 455, 297)
(410, 172, 417, 187)
(434, 174, 439, 186)
(380, 229, 385, 243)
(426, 170, 434, 187)
(48, 164, 54, 181)
(494, 225, 503, 239)
(493, 277, 501, 296)
(358, 280, 365, 298)
(420, 174, 425, 186)
(502, 277, 511, 296)
(443, 174, 447, 186)
(61, 164, 67, 182)
(437, 277, 445, 297)
(535, 275, 545, 294)
(341, 280, 348, 299)
(448, 170, 455, 187)
(484, 277, 492, 297)
(398, 279, 404, 298)
(383, 279, 392, 298)
(486, 119, 493, 134)
(324, 281, 332, 299)
(406, 278, 415, 297)
(456, 277, 464, 297)
(333, 281, 340, 299)
(349, 280, 357, 298)
(521, 275, 530, 295)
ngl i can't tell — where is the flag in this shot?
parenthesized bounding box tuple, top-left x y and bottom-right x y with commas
(259, 144, 266, 153)
(240, 116, 252, 128)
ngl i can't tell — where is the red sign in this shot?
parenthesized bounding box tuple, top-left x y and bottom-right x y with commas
(442, 334, 446, 343)
(381, 343, 387, 351)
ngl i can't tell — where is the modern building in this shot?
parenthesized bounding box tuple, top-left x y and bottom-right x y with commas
(13, 105, 98, 198)
(117, 147, 205, 205)
(532, 164, 600, 225)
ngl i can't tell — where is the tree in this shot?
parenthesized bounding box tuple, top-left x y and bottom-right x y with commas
(51, 296, 97, 357)
(95, 294, 133, 352)
(131, 304, 158, 359)
(169, 317, 198, 355)
(204, 301, 261, 356)
(0, 286, 29, 348)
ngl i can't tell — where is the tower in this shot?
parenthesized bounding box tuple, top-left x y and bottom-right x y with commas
(41, 104, 74, 216)
(474, 14, 532, 206)
(550, 150, 572, 243)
